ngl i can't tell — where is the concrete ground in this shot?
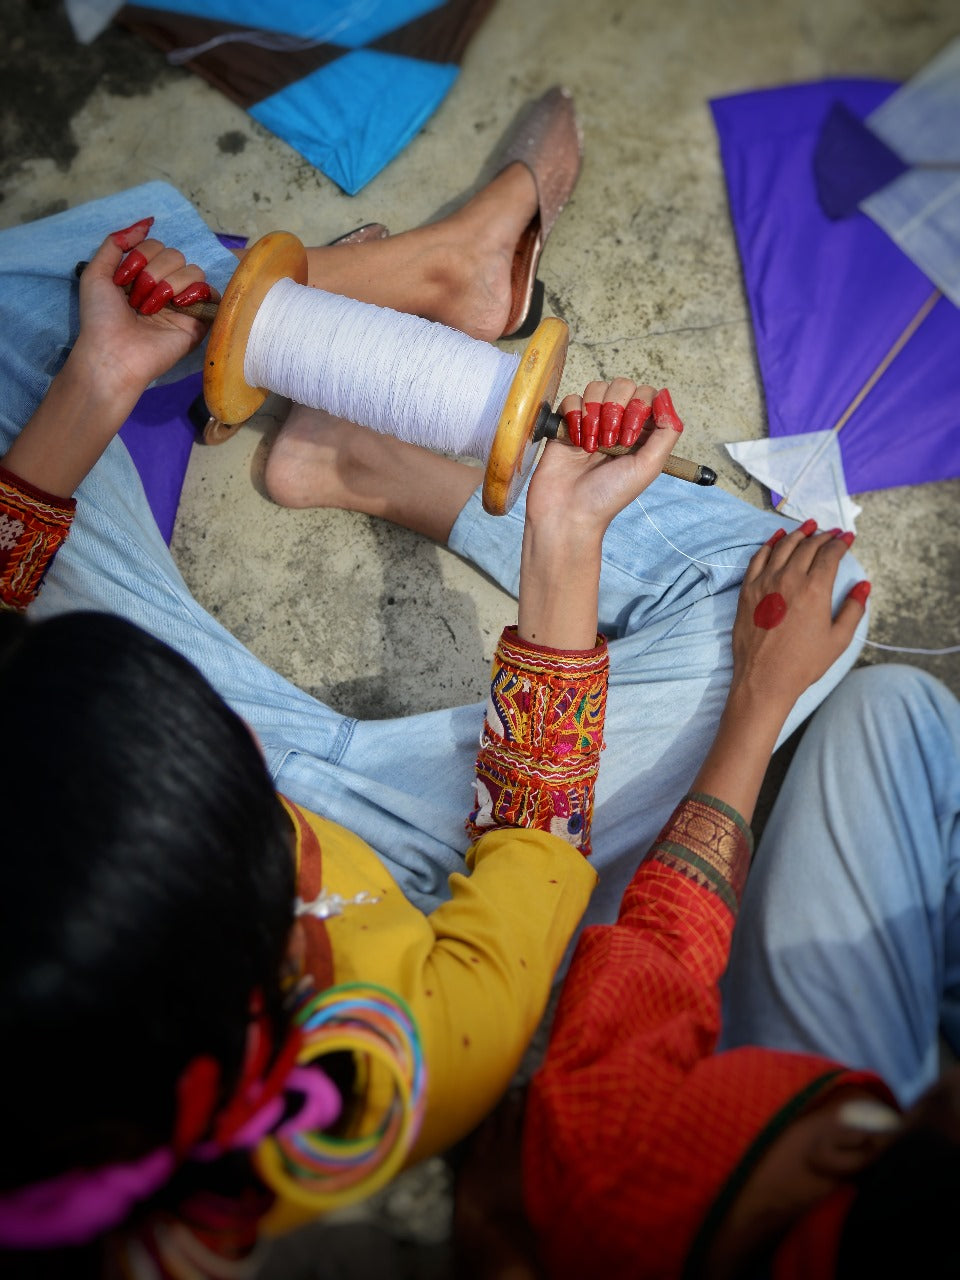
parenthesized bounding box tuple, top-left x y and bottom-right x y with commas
(3, 0, 959, 1273)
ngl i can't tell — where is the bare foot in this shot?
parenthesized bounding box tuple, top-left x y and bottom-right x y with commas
(304, 163, 539, 342)
(264, 405, 482, 543)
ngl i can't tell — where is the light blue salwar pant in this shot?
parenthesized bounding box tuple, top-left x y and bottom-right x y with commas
(721, 664, 960, 1108)
(0, 182, 866, 942)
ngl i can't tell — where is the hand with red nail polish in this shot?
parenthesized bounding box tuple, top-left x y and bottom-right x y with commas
(5, 226, 219, 501)
(687, 519, 868, 819)
(522, 377, 682, 651)
(727, 518, 868, 717)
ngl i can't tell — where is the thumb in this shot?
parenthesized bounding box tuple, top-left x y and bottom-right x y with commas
(85, 217, 155, 282)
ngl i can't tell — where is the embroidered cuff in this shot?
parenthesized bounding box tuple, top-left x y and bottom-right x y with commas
(649, 792, 754, 915)
(0, 466, 75, 612)
(466, 626, 609, 856)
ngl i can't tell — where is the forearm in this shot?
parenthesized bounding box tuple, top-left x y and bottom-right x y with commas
(517, 517, 602, 651)
(1, 343, 141, 500)
(691, 683, 794, 826)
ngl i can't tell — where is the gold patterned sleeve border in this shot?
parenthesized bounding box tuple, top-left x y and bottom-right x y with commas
(649, 792, 754, 915)
(466, 625, 609, 857)
(0, 466, 76, 612)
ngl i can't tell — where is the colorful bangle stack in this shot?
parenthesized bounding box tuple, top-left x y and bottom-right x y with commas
(467, 625, 609, 856)
(254, 982, 426, 1212)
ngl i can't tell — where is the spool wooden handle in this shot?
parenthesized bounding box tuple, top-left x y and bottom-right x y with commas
(540, 412, 717, 486)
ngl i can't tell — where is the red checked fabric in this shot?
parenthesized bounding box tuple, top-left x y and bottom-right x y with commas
(0, 466, 75, 612)
(466, 625, 609, 857)
(523, 792, 895, 1279)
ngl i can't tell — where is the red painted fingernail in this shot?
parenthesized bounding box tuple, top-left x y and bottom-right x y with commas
(113, 248, 148, 287)
(582, 401, 601, 453)
(652, 388, 683, 432)
(110, 217, 154, 251)
(139, 280, 175, 315)
(827, 528, 842, 537)
(599, 401, 625, 448)
(799, 518, 818, 536)
(620, 398, 652, 447)
(563, 409, 582, 447)
(766, 527, 787, 546)
(838, 531, 856, 547)
(848, 580, 871, 606)
(128, 269, 157, 310)
(171, 281, 213, 308)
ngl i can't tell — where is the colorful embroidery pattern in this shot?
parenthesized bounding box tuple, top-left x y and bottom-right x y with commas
(467, 626, 609, 856)
(0, 467, 75, 612)
(650, 792, 754, 914)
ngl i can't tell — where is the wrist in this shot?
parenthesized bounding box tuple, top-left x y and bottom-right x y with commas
(2, 351, 141, 500)
(723, 677, 795, 742)
(691, 684, 792, 825)
(518, 524, 602, 650)
(65, 335, 146, 415)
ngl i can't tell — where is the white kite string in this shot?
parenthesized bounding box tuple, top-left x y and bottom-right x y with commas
(631, 494, 960, 656)
(244, 278, 520, 461)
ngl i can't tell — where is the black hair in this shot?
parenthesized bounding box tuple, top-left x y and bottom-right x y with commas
(0, 609, 296, 1193)
(835, 1124, 960, 1279)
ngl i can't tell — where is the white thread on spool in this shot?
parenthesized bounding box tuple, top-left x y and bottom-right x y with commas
(244, 278, 521, 460)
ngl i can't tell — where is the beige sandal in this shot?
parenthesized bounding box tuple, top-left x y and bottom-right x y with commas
(493, 87, 583, 338)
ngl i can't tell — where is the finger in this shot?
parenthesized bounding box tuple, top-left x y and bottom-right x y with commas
(785, 526, 845, 577)
(833, 579, 871, 643)
(808, 529, 856, 580)
(171, 278, 217, 309)
(112, 235, 169, 286)
(652, 388, 683, 432)
(140, 264, 213, 316)
(629, 403, 680, 476)
(619, 386, 655, 448)
(126, 246, 188, 313)
(742, 540, 774, 586)
(110, 217, 154, 253)
(764, 517, 818, 569)
(559, 392, 583, 447)
(86, 228, 140, 283)
(599, 378, 637, 448)
(581, 380, 607, 453)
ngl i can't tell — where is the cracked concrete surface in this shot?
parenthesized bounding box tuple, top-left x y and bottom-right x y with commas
(3, 1, 958, 718)
(2, 0, 959, 1269)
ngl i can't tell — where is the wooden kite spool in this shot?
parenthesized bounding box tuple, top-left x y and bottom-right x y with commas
(200, 231, 714, 514)
(201, 230, 567, 515)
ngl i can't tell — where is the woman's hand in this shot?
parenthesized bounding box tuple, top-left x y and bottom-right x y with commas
(692, 521, 870, 822)
(71, 217, 218, 405)
(518, 377, 682, 650)
(731, 520, 869, 714)
(525, 378, 681, 540)
(2, 218, 218, 499)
